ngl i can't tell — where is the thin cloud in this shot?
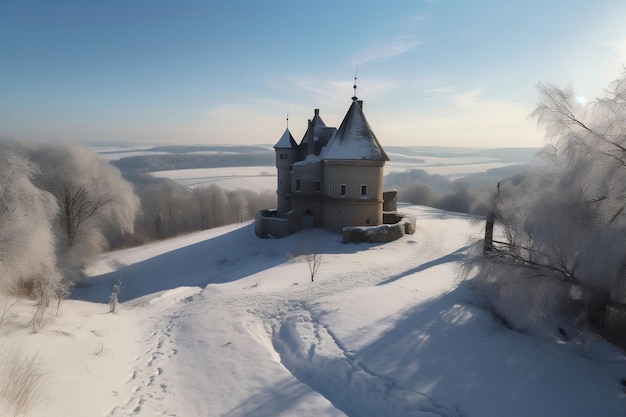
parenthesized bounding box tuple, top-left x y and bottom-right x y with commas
(357, 35, 422, 65)
(421, 85, 457, 95)
(371, 88, 544, 147)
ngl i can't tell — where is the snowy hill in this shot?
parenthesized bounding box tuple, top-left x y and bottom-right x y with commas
(2, 205, 625, 417)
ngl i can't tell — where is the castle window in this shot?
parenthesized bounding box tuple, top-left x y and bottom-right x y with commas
(296, 179, 301, 192)
(340, 184, 346, 197)
(361, 185, 367, 196)
(328, 185, 332, 195)
(315, 181, 322, 192)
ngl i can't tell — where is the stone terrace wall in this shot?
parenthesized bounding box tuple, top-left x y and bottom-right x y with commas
(342, 212, 416, 244)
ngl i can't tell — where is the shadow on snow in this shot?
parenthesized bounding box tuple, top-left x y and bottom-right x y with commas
(72, 224, 377, 303)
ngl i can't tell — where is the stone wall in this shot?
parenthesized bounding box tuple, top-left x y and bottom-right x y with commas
(342, 212, 416, 244)
(255, 209, 298, 238)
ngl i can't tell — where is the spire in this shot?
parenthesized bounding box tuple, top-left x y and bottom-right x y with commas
(352, 63, 359, 101)
(273, 127, 297, 149)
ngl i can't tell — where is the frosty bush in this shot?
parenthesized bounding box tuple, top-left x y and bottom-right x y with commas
(470, 70, 626, 337)
(0, 148, 64, 331)
(0, 141, 139, 330)
(109, 278, 122, 314)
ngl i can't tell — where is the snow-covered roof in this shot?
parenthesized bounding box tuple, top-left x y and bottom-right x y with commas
(273, 128, 298, 149)
(320, 100, 389, 161)
(293, 154, 322, 166)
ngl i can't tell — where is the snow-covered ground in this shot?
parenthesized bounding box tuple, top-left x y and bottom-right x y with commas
(2, 206, 625, 417)
(150, 166, 276, 191)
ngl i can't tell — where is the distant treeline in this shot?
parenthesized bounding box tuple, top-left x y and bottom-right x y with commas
(112, 149, 274, 174)
(110, 176, 274, 249)
(384, 164, 530, 215)
(383, 146, 539, 162)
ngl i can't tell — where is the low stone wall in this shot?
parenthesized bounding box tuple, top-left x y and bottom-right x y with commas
(255, 209, 291, 238)
(342, 212, 416, 244)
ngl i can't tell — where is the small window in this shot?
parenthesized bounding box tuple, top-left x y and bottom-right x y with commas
(361, 185, 367, 196)
(328, 185, 332, 195)
(296, 179, 301, 191)
(279, 154, 283, 160)
(340, 184, 346, 197)
(315, 181, 322, 192)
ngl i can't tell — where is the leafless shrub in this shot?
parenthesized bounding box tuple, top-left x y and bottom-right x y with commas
(109, 277, 122, 314)
(289, 235, 324, 282)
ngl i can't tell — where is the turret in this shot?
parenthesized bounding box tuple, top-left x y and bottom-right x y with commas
(273, 128, 298, 216)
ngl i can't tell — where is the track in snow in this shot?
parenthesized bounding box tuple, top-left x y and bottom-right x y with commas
(271, 301, 467, 417)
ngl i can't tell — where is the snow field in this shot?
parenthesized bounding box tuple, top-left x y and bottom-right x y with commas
(3, 205, 625, 417)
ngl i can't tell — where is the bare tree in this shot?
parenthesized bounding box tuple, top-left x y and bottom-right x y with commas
(289, 234, 324, 282)
(19, 143, 140, 280)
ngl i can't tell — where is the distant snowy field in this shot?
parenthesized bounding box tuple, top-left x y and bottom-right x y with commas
(149, 160, 515, 191)
(96, 144, 528, 192)
(150, 166, 276, 191)
(91, 144, 533, 191)
(3, 206, 625, 417)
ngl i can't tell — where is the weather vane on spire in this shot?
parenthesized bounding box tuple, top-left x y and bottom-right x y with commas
(352, 63, 359, 101)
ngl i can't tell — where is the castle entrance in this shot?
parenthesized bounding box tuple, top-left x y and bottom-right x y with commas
(301, 210, 315, 229)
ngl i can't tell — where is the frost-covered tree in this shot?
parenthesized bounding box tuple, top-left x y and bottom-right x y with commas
(470, 70, 626, 336)
(16, 143, 140, 281)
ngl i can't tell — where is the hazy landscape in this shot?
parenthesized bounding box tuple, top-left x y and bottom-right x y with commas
(2, 1, 626, 416)
(0, 143, 624, 416)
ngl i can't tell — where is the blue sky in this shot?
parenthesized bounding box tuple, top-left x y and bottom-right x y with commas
(1, 0, 625, 148)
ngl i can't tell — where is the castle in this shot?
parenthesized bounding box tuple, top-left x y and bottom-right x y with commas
(255, 94, 411, 240)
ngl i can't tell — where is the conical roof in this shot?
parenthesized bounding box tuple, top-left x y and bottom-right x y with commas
(273, 128, 298, 149)
(320, 100, 389, 161)
(299, 109, 327, 146)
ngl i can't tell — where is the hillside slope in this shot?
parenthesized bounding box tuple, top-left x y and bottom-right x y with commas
(3, 206, 625, 417)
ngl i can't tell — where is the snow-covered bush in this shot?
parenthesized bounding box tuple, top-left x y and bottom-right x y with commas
(469, 70, 626, 337)
(0, 148, 63, 312)
(0, 141, 139, 330)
